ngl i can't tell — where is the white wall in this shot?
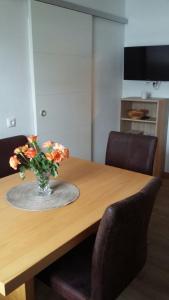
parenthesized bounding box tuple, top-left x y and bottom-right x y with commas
(123, 0, 169, 171)
(0, 0, 34, 138)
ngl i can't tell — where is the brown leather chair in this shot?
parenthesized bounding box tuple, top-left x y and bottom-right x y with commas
(38, 177, 161, 300)
(105, 131, 157, 175)
(0, 135, 27, 178)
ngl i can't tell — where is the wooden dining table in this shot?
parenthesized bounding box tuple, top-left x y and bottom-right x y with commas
(0, 157, 152, 300)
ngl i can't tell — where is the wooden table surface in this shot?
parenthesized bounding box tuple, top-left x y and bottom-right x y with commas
(0, 157, 152, 300)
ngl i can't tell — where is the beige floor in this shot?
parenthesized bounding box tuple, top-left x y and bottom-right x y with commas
(36, 179, 169, 300)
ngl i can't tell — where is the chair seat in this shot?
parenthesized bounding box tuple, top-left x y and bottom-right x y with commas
(38, 235, 96, 300)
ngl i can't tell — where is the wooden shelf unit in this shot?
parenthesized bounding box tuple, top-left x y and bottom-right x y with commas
(120, 97, 169, 176)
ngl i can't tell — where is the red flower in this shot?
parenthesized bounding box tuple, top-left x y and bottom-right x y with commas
(25, 148, 37, 159)
(46, 150, 63, 163)
(53, 150, 63, 163)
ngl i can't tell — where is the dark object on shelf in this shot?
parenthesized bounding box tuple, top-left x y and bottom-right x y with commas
(141, 116, 150, 120)
(38, 177, 161, 300)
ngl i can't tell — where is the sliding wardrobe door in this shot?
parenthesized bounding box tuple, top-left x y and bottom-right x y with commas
(93, 18, 124, 163)
(31, 1, 92, 159)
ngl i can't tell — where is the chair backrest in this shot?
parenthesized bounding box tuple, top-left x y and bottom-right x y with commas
(105, 131, 157, 175)
(91, 177, 161, 300)
(0, 135, 27, 178)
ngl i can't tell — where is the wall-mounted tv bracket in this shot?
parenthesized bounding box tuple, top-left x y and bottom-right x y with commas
(153, 81, 161, 89)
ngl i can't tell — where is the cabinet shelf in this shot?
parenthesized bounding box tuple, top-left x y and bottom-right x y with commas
(120, 117, 156, 124)
(120, 97, 169, 176)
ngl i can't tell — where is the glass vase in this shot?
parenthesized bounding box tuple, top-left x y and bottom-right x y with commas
(36, 173, 52, 196)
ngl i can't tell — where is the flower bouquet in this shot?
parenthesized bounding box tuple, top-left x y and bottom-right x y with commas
(9, 135, 69, 195)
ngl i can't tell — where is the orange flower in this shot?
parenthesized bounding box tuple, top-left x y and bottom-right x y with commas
(43, 140, 54, 148)
(63, 147, 69, 159)
(53, 143, 69, 159)
(45, 152, 54, 161)
(9, 155, 21, 170)
(21, 144, 29, 153)
(14, 144, 29, 154)
(46, 150, 62, 162)
(25, 148, 37, 159)
(53, 142, 64, 151)
(27, 135, 37, 143)
(53, 150, 63, 163)
(14, 147, 22, 154)
(46, 150, 63, 163)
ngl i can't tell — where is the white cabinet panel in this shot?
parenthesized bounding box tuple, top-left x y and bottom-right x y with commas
(31, 1, 92, 159)
(32, 1, 92, 57)
(36, 92, 91, 158)
(93, 18, 124, 163)
(34, 53, 91, 95)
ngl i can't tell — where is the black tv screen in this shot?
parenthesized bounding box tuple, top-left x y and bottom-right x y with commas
(124, 45, 169, 81)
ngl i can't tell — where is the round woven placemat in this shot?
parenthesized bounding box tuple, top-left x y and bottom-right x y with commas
(6, 180, 79, 211)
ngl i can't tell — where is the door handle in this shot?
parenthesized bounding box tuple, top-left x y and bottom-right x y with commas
(40, 110, 47, 117)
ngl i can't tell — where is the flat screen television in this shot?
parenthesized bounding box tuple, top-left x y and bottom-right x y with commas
(124, 45, 169, 81)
